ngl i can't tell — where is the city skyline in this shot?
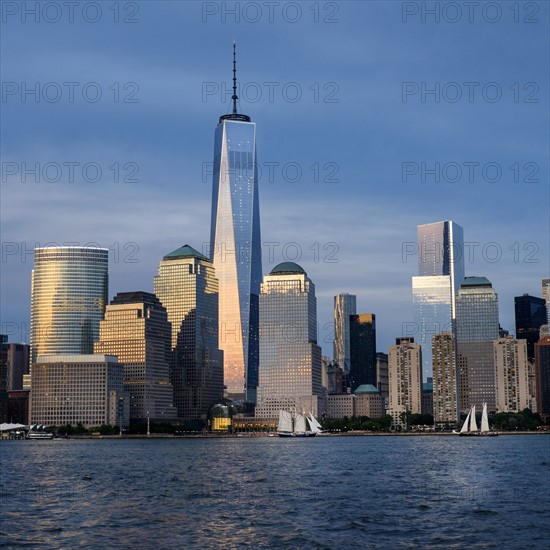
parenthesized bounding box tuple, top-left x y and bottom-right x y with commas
(1, 3, 548, 360)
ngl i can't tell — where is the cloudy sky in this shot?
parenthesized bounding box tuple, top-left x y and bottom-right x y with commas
(1, 0, 548, 357)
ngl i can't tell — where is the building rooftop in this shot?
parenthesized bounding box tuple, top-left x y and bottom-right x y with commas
(111, 291, 160, 306)
(163, 244, 209, 262)
(270, 262, 306, 275)
(460, 276, 492, 288)
(354, 384, 380, 395)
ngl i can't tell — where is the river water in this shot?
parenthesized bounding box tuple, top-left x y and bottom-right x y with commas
(1, 435, 549, 548)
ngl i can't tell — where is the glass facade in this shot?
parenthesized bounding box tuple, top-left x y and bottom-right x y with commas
(94, 292, 177, 422)
(456, 277, 499, 412)
(255, 263, 323, 419)
(349, 314, 376, 391)
(210, 116, 262, 403)
(412, 275, 453, 379)
(30, 247, 108, 366)
(333, 293, 356, 373)
(154, 246, 223, 421)
(514, 294, 547, 360)
(413, 221, 464, 381)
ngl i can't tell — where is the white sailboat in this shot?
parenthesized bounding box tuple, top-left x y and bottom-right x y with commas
(455, 403, 498, 436)
(277, 410, 321, 437)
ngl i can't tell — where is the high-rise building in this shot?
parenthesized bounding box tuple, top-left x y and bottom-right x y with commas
(30, 246, 108, 365)
(255, 262, 323, 419)
(432, 332, 458, 425)
(514, 294, 547, 360)
(154, 245, 223, 421)
(333, 293, 357, 373)
(30, 354, 129, 428)
(542, 278, 550, 319)
(94, 292, 177, 422)
(388, 337, 422, 427)
(534, 336, 550, 422)
(456, 277, 499, 412)
(7, 343, 30, 391)
(0, 335, 7, 422)
(376, 352, 389, 403)
(209, 45, 262, 403)
(493, 337, 529, 413)
(412, 221, 464, 380)
(349, 314, 376, 391)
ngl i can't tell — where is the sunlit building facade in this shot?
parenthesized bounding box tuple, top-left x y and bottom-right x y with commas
(412, 221, 464, 380)
(456, 277, 499, 412)
(493, 337, 529, 413)
(154, 245, 223, 421)
(30, 247, 108, 365)
(333, 293, 356, 373)
(94, 292, 177, 422)
(209, 50, 262, 404)
(30, 354, 129, 428)
(255, 262, 323, 419)
(388, 337, 422, 427)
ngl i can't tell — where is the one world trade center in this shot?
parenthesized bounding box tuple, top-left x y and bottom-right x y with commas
(209, 44, 262, 405)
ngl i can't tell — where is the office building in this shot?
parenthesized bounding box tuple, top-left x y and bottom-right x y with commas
(154, 245, 224, 421)
(30, 355, 129, 428)
(534, 336, 550, 422)
(209, 45, 262, 403)
(376, 352, 389, 402)
(30, 246, 108, 365)
(388, 337, 422, 427)
(255, 262, 323, 419)
(514, 294, 547, 360)
(94, 292, 177, 422)
(333, 293, 357, 373)
(349, 314, 376, 391)
(432, 332, 458, 425)
(412, 221, 464, 379)
(7, 343, 30, 391)
(456, 277, 500, 412)
(493, 337, 529, 413)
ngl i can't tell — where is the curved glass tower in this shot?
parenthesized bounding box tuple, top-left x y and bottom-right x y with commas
(210, 45, 262, 403)
(30, 246, 108, 365)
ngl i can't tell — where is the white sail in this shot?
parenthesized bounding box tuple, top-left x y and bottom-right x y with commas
(277, 410, 293, 433)
(459, 409, 471, 433)
(308, 413, 323, 434)
(480, 403, 490, 433)
(294, 413, 307, 434)
(307, 414, 322, 434)
(469, 405, 478, 432)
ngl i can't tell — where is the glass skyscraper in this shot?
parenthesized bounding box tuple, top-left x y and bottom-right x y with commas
(209, 46, 262, 403)
(412, 221, 464, 380)
(514, 294, 547, 360)
(456, 276, 499, 412)
(30, 246, 108, 366)
(349, 314, 376, 391)
(255, 262, 323, 419)
(333, 293, 356, 373)
(154, 245, 223, 421)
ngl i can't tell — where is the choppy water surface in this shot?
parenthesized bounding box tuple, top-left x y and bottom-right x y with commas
(1, 435, 549, 548)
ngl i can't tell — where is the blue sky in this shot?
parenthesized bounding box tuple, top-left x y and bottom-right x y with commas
(1, 0, 549, 357)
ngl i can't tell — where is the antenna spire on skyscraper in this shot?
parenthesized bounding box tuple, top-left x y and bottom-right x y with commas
(232, 41, 238, 115)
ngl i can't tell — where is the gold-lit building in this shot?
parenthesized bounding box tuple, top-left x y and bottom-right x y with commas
(154, 245, 223, 421)
(94, 292, 177, 422)
(493, 337, 529, 413)
(30, 247, 108, 366)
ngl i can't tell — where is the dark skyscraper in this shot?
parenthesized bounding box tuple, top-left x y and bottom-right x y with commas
(535, 336, 550, 423)
(514, 294, 547, 360)
(349, 314, 376, 392)
(209, 44, 262, 404)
